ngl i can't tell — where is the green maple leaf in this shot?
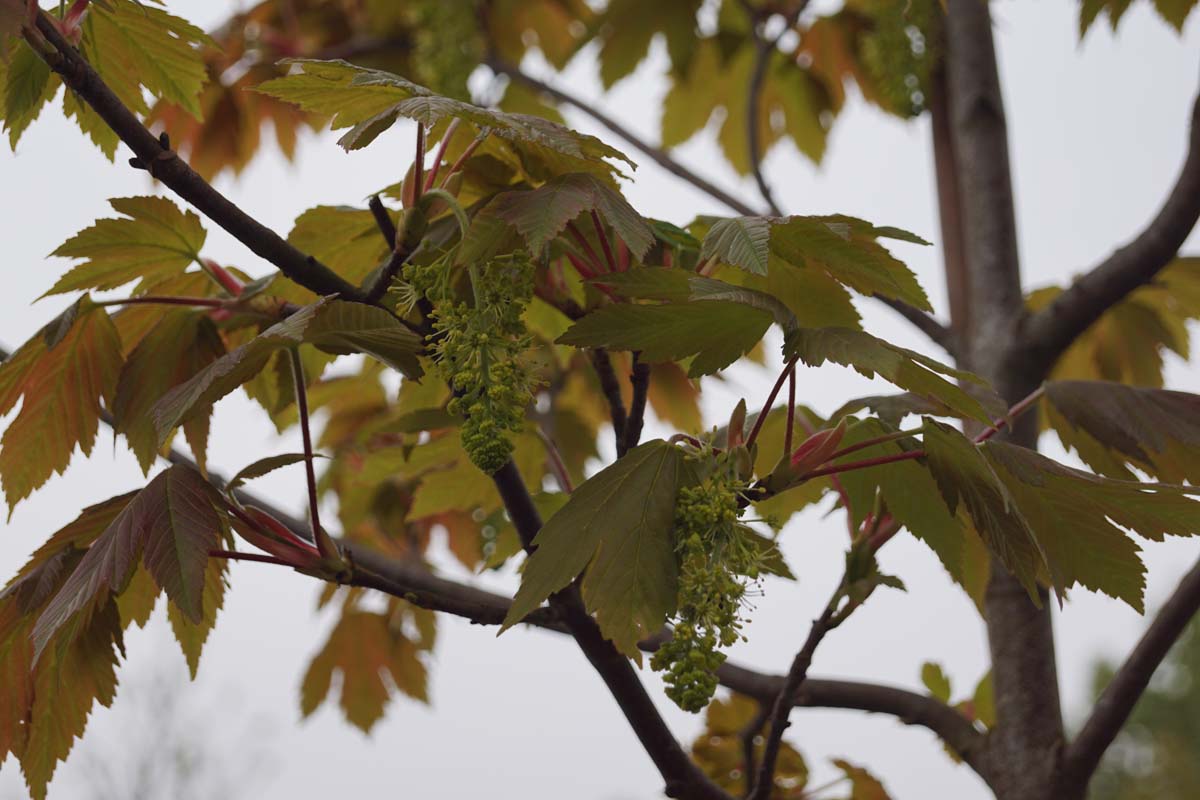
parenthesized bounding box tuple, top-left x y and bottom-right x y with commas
(503, 439, 686, 657)
(701, 216, 771, 276)
(784, 327, 996, 424)
(256, 59, 634, 176)
(922, 419, 1045, 600)
(45, 196, 207, 296)
(287, 205, 392, 288)
(921, 662, 952, 703)
(559, 301, 773, 377)
(3, 42, 60, 149)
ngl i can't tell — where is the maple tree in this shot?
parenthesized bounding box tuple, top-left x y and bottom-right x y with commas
(0, 1, 1199, 799)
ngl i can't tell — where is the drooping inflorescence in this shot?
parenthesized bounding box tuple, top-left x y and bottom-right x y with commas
(652, 448, 767, 712)
(406, 252, 539, 474)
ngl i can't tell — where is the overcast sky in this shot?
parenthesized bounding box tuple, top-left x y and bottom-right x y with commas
(2, 2, 1200, 799)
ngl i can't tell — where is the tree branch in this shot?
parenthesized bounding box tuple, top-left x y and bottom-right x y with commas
(488, 460, 734, 800)
(590, 349, 628, 448)
(944, 3, 1065, 797)
(1022, 69, 1200, 375)
(1062, 556, 1200, 786)
(876, 296, 957, 356)
(620, 356, 650, 457)
(739, 1, 803, 217)
(1, 337, 985, 779)
(484, 55, 762, 217)
(368, 194, 397, 250)
(28, 14, 365, 302)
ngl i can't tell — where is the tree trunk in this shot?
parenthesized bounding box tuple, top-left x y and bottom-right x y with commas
(942, 2, 1071, 797)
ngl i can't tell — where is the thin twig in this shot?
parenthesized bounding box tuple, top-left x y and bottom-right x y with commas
(439, 132, 488, 189)
(784, 365, 796, 457)
(411, 123, 426, 205)
(288, 348, 336, 562)
(591, 210, 618, 273)
(424, 118, 460, 192)
(486, 54, 761, 217)
(972, 385, 1044, 444)
(740, 702, 771, 798)
(748, 603, 837, 800)
(208, 549, 293, 567)
(746, 357, 797, 450)
(741, 1, 801, 217)
(94, 296, 227, 309)
(876, 296, 958, 356)
(536, 427, 575, 493)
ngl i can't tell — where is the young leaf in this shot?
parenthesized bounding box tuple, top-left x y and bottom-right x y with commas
(83, 1, 213, 117)
(770, 216, 932, 311)
(690, 693, 809, 797)
(32, 464, 226, 658)
(0, 298, 123, 509)
(700, 216, 771, 276)
(256, 59, 634, 174)
(300, 610, 428, 733)
(15, 596, 124, 800)
(503, 439, 686, 657)
(46, 196, 207, 296)
(112, 310, 225, 474)
(227, 453, 314, 494)
(921, 662, 952, 703)
(598, 269, 799, 330)
(492, 173, 654, 259)
(559, 302, 773, 377)
(4, 42, 60, 149)
(287, 205, 392, 285)
(784, 327, 996, 424)
(830, 758, 893, 800)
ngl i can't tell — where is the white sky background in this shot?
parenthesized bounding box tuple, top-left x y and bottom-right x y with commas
(2, 2, 1199, 798)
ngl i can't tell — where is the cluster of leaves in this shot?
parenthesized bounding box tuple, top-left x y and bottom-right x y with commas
(71, 0, 1196, 190)
(3, 2, 1200, 796)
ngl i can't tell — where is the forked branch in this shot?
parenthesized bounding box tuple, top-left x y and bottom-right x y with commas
(1022, 71, 1200, 374)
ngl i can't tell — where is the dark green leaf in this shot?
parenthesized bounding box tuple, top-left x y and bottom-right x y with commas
(559, 302, 772, 376)
(785, 328, 995, 424)
(504, 439, 685, 657)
